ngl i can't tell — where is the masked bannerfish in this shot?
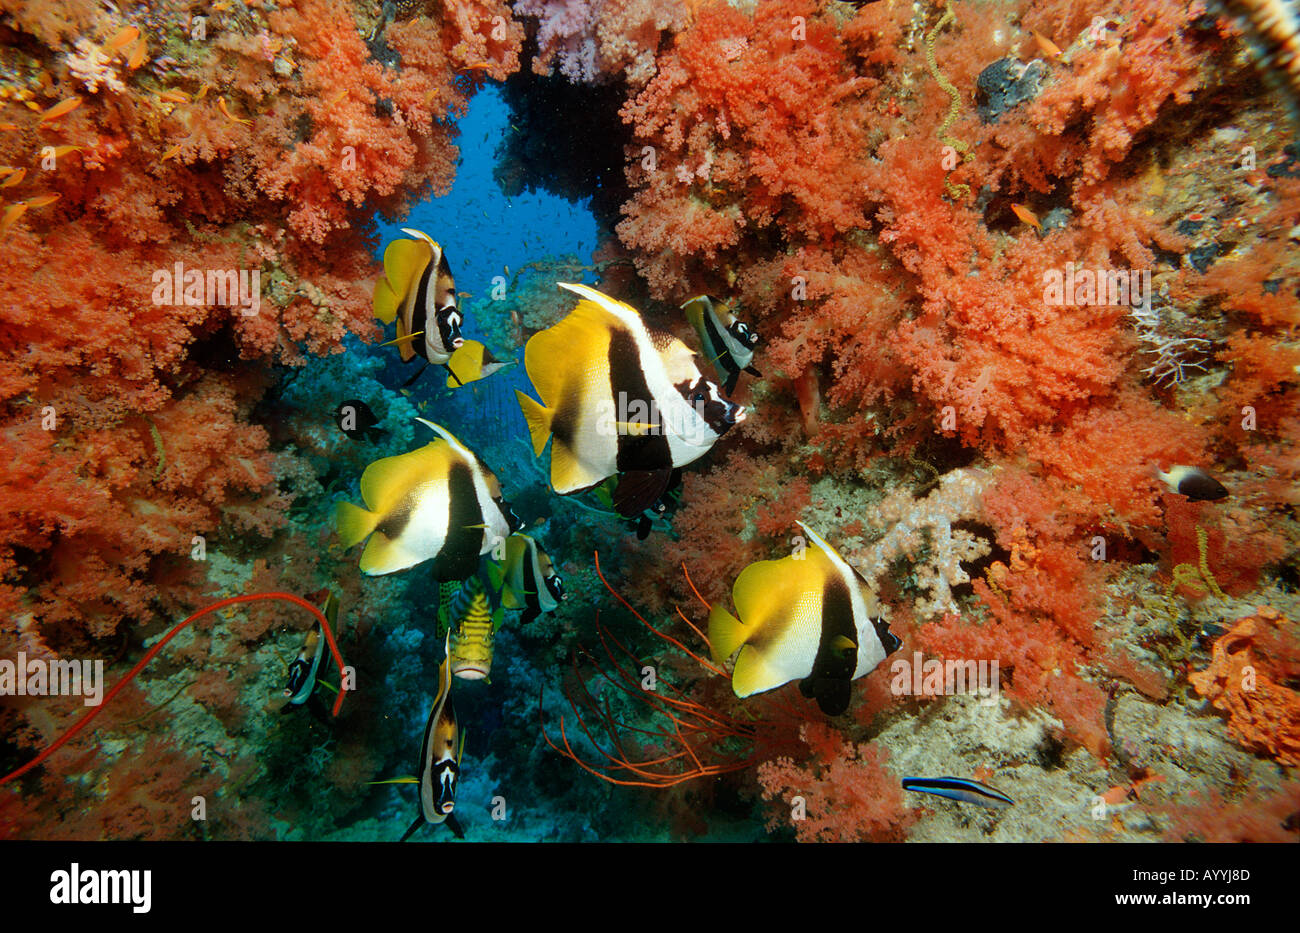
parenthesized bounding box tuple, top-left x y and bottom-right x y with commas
(516, 282, 745, 518)
(281, 589, 339, 723)
(372, 640, 466, 841)
(373, 227, 465, 366)
(443, 574, 500, 681)
(682, 295, 761, 395)
(445, 339, 515, 388)
(335, 419, 519, 581)
(708, 522, 902, 716)
(501, 533, 565, 624)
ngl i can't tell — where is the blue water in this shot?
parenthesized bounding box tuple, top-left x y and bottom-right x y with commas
(374, 86, 600, 313)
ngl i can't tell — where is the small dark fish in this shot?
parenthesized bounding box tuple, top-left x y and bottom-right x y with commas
(334, 399, 386, 443)
(902, 777, 1013, 809)
(1155, 465, 1227, 501)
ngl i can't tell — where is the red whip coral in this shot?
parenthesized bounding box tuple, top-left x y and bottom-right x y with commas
(1189, 607, 1300, 766)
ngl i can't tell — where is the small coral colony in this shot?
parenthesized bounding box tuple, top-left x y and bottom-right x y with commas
(1, 0, 1299, 844)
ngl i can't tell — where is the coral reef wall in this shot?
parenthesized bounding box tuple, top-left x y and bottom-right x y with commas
(2, 0, 1298, 842)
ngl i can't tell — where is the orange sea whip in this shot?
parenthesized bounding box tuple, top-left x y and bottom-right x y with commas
(0, 592, 350, 786)
(540, 552, 760, 788)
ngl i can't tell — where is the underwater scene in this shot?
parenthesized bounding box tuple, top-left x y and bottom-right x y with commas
(0, 0, 1298, 848)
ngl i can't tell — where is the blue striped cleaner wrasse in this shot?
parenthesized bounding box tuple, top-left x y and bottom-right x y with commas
(901, 777, 1014, 809)
(373, 227, 464, 369)
(708, 522, 901, 716)
(516, 283, 744, 518)
(371, 639, 466, 841)
(335, 419, 520, 581)
(681, 295, 761, 396)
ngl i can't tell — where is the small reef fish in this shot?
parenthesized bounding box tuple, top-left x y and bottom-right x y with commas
(902, 777, 1014, 809)
(374, 641, 466, 841)
(444, 574, 498, 680)
(37, 97, 82, 125)
(373, 227, 465, 369)
(682, 295, 762, 395)
(126, 39, 148, 71)
(333, 398, 386, 443)
(1011, 203, 1041, 230)
(0, 168, 26, 188)
(501, 533, 565, 624)
(1031, 30, 1062, 59)
(516, 282, 744, 518)
(281, 589, 339, 723)
(23, 194, 60, 209)
(103, 26, 140, 53)
(708, 522, 902, 716)
(444, 339, 513, 388)
(1, 203, 27, 234)
(1155, 465, 1228, 501)
(335, 419, 519, 581)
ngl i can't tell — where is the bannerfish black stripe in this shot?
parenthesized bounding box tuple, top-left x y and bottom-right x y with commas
(431, 461, 484, 582)
(608, 328, 671, 474)
(410, 259, 433, 361)
(798, 572, 858, 716)
(700, 305, 736, 375)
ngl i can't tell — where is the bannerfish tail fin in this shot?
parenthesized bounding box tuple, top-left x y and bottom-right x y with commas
(516, 391, 553, 457)
(335, 501, 378, 549)
(707, 604, 752, 664)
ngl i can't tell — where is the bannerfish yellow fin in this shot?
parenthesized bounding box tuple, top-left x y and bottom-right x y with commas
(732, 646, 784, 699)
(708, 604, 755, 664)
(350, 443, 453, 575)
(614, 421, 657, 436)
(358, 443, 449, 514)
(379, 331, 423, 348)
(335, 501, 378, 549)
(368, 777, 419, 785)
(516, 390, 553, 457)
(375, 237, 431, 324)
(727, 551, 829, 696)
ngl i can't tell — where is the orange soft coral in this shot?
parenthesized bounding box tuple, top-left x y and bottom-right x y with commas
(1188, 607, 1300, 767)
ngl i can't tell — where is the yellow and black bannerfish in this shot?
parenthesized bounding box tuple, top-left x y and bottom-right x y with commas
(708, 522, 902, 716)
(372, 640, 466, 841)
(335, 419, 519, 581)
(515, 282, 745, 517)
(501, 533, 565, 624)
(682, 295, 761, 396)
(373, 227, 465, 365)
(281, 588, 339, 723)
(444, 339, 515, 389)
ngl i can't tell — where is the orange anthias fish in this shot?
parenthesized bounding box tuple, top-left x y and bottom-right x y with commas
(24, 194, 61, 209)
(0, 168, 26, 188)
(103, 25, 140, 53)
(127, 38, 148, 70)
(217, 96, 252, 125)
(1031, 30, 1062, 59)
(0, 203, 28, 234)
(1011, 203, 1042, 230)
(37, 97, 82, 125)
